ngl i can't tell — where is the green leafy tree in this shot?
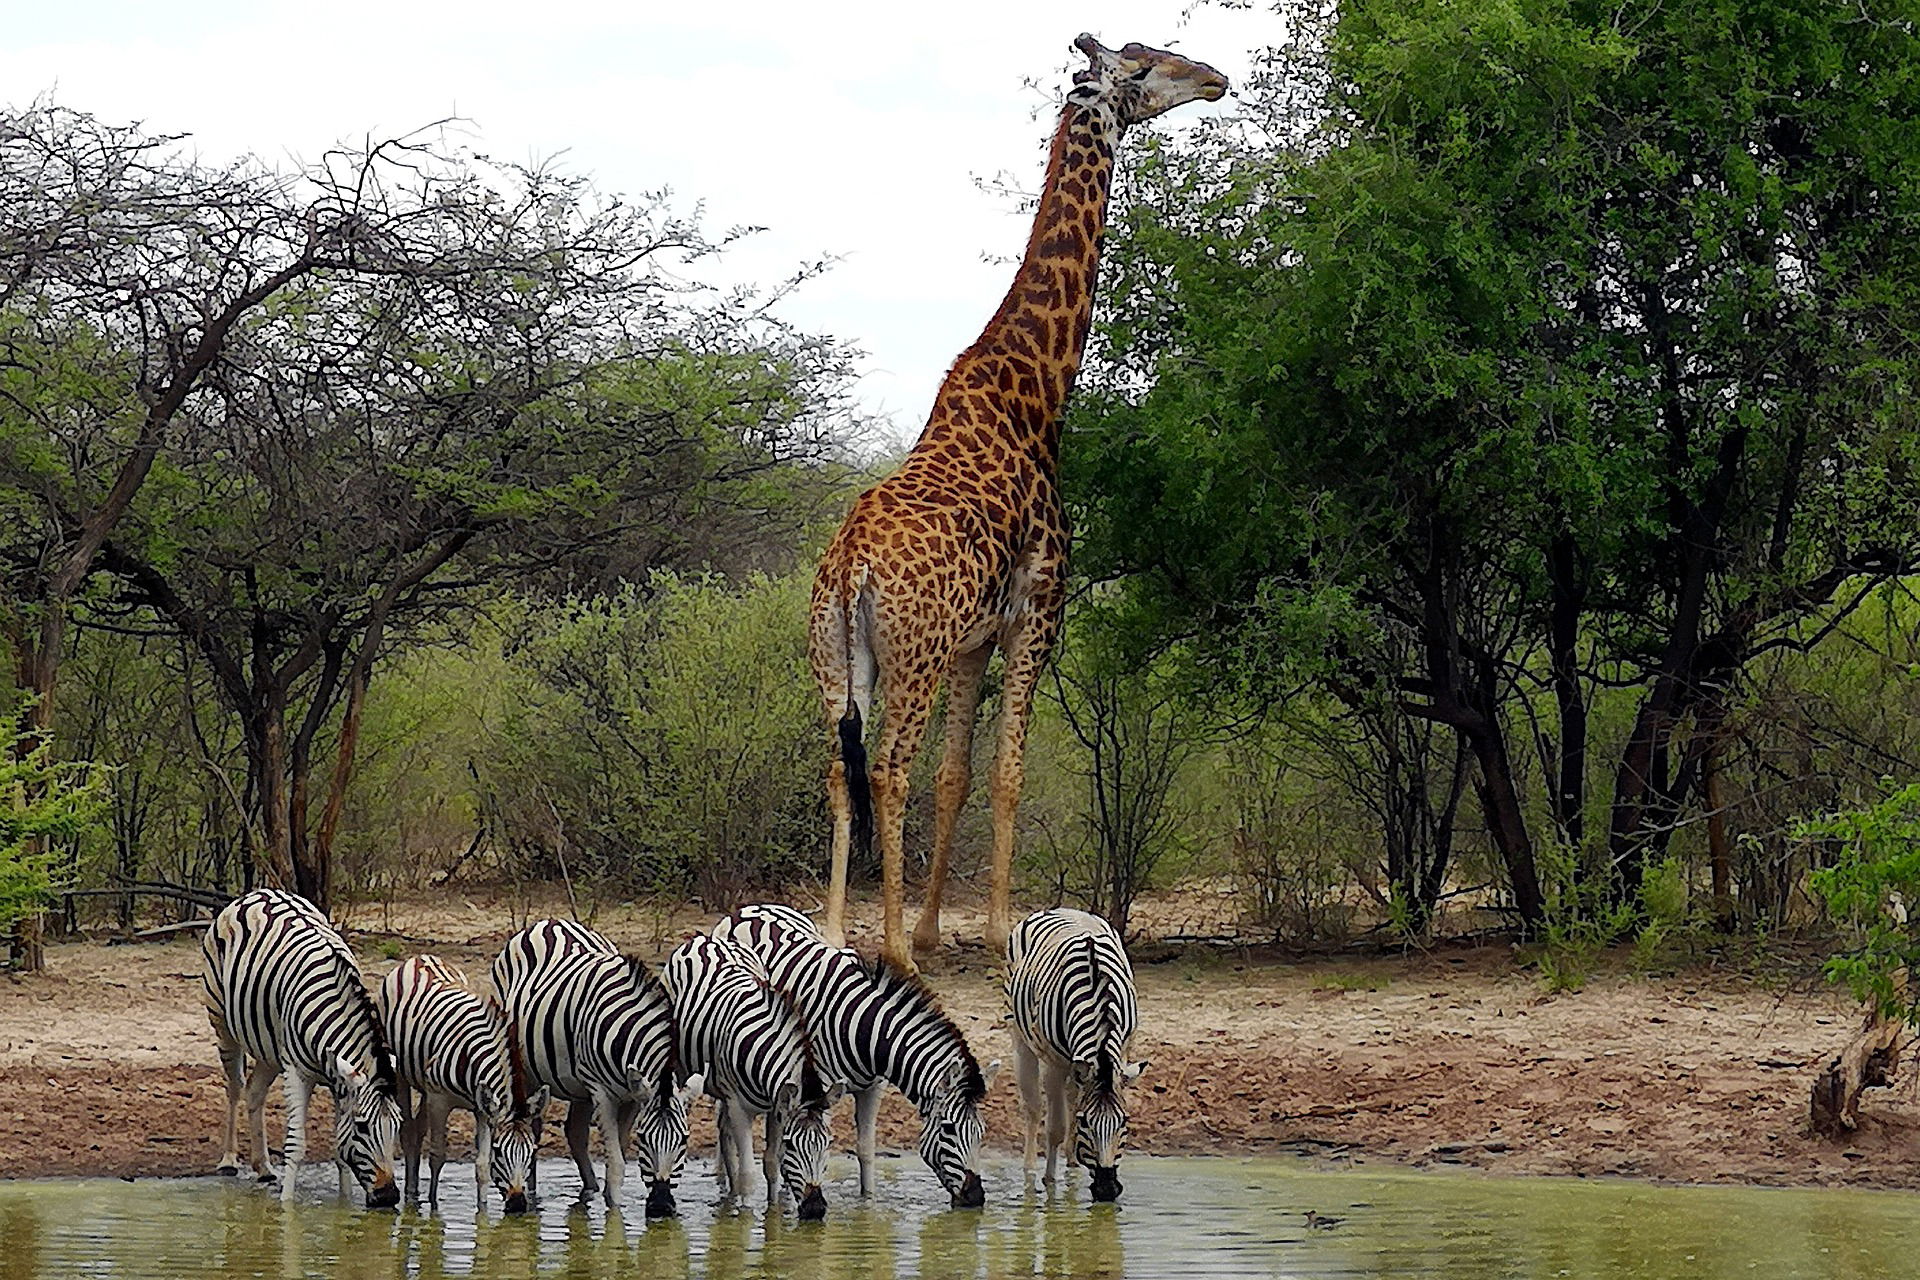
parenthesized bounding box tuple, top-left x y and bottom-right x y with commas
(0, 702, 106, 940)
(1068, 0, 1920, 927)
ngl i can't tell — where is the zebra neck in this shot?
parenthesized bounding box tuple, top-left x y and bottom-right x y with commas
(874, 998, 965, 1108)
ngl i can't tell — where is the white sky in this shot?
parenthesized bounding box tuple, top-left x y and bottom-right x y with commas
(4, 1, 1276, 448)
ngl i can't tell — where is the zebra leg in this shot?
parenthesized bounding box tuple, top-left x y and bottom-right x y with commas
(1042, 1060, 1071, 1188)
(761, 1108, 781, 1207)
(592, 1090, 626, 1209)
(474, 1110, 492, 1203)
(854, 1083, 883, 1198)
(1014, 1041, 1043, 1186)
(713, 1099, 734, 1200)
(721, 1100, 757, 1206)
(563, 1102, 598, 1198)
(398, 1085, 422, 1201)
(214, 1030, 247, 1175)
(244, 1060, 279, 1182)
(427, 1095, 452, 1206)
(281, 1071, 315, 1203)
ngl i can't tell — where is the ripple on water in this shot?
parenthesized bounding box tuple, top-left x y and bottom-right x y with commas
(3, 1156, 1920, 1278)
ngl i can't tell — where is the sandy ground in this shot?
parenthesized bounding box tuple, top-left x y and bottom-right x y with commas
(2, 889, 1915, 1190)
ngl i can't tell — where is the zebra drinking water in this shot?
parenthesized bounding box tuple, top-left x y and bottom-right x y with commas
(200, 888, 403, 1207)
(1005, 907, 1145, 1202)
(662, 933, 843, 1219)
(376, 955, 544, 1212)
(715, 906, 994, 1207)
(492, 922, 700, 1215)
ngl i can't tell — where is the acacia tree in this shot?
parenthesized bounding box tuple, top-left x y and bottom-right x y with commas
(2, 104, 855, 912)
(1068, 0, 1920, 927)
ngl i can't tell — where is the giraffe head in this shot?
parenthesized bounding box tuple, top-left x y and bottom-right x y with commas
(1069, 34, 1228, 129)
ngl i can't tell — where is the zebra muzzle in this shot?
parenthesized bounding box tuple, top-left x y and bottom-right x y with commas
(797, 1184, 827, 1220)
(503, 1188, 529, 1215)
(643, 1179, 677, 1218)
(1090, 1166, 1122, 1202)
(952, 1170, 985, 1208)
(366, 1178, 401, 1210)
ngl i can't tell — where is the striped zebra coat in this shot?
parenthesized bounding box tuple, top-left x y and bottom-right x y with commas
(1004, 907, 1145, 1201)
(377, 955, 544, 1212)
(200, 888, 402, 1207)
(492, 922, 700, 1216)
(663, 934, 841, 1218)
(715, 906, 993, 1206)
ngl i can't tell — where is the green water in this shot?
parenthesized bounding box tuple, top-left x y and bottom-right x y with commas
(0, 1156, 1914, 1278)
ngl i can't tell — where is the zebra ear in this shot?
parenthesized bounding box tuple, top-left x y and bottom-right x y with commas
(334, 1053, 369, 1090)
(981, 1059, 1003, 1089)
(823, 1079, 848, 1107)
(1121, 1059, 1148, 1083)
(1070, 1059, 1098, 1089)
(676, 1072, 707, 1104)
(529, 1086, 551, 1114)
(776, 1081, 800, 1113)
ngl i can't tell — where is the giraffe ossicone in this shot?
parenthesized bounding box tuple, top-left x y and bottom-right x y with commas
(809, 36, 1229, 971)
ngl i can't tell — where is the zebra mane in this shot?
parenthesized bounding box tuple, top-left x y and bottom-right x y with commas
(502, 1008, 533, 1119)
(331, 949, 397, 1087)
(621, 954, 685, 1102)
(755, 968, 829, 1101)
(864, 952, 986, 1103)
(1086, 935, 1118, 1098)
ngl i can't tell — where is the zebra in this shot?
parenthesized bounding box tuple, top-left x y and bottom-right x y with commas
(1004, 907, 1146, 1202)
(200, 887, 403, 1207)
(492, 922, 701, 1216)
(376, 955, 545, 1212)
(662, 933, 843, 1219)
(715, 906, 994, 1207)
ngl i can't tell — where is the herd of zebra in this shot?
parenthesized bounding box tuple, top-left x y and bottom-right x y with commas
(198, 891, 1144, 1222)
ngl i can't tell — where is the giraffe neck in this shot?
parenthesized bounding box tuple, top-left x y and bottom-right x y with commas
(935, 99, 1118, 466)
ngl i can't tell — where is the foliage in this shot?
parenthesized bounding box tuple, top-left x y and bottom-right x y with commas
(0, 704, 107, 933)
(1805, 782, 1920, 1024)
(1067, 0, 1920, 931)
(476, 572, 823, 906)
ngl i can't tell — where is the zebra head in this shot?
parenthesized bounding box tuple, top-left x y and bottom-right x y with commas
(484, 1082, 548, 1214)
(489, 1020, 544, 1213)
(330, 1051, 403, 1208)
(1071, 1055, 1146, 1202)
(775, 1075, 846, 1220)
(918, 1056, 997, 1208)
(628, 1066, 705, 1218)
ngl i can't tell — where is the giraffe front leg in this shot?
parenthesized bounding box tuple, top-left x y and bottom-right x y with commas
(915, 644, 992, 956)
(985, 596, 1061, 957)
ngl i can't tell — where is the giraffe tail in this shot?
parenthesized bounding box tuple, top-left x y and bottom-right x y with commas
(838, 708, 873, 863)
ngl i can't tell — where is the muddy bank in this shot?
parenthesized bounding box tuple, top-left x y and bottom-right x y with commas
(3, 898, 1912, 1188)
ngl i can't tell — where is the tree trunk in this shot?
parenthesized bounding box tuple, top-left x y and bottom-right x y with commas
(1810, 1007, 1904, 1138)
(1547, 533, 1586, 851)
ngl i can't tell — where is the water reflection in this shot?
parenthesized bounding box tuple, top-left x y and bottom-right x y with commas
(7, 1160, 1920, 1278)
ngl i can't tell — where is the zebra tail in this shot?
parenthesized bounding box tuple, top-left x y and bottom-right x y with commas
(839, 708, 872, 863)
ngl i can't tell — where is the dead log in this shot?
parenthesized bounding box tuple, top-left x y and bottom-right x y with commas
(1810, 1007, 1905, 1137)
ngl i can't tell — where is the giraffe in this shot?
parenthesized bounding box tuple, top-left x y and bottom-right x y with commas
(810, 35, 1229, 969)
